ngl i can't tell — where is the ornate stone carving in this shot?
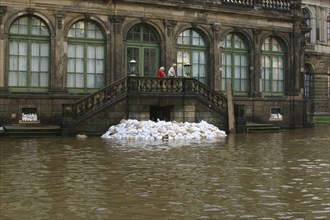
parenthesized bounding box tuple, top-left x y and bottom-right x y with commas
(212, 24, 221, 41)
(56, 14, 64, 30)
(253, 28, 261, 44)
(0, 6, 7, 25)
(164, 19, 176, 37)
(26, 7, 35, 14)
(110, 15, 125, 34)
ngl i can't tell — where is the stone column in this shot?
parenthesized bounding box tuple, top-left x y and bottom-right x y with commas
(252, 28, 261, 97)
(51, 13, 67, 93)
(212, 24, 221, 91)
(110, 15, 125, 81)
(164, 19, 176, 69)
(292, 21, 304, 94)
(0, 6, 7, 93)
(291, 0, 304, 94)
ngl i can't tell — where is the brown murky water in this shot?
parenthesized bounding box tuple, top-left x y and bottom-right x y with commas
(1, 124, 329, 219)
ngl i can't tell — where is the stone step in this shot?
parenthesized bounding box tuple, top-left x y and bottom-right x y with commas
(246, 123, 283, 133)
(0, 125, 61, 137)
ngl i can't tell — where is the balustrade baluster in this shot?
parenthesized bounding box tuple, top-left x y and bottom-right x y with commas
(82, 101, 87, 112)
(146, 80, 151, 91)
(279, 0, 283, 9)
(272, 0, 276, 8)
(164, 79, 169, 92)
(93, 94, 98, 106)
(87, 98, 92, 109)
(284, 0, 289, 10)
(156, 79, 161, 91)
(281, 0, 285, 10)
(140, 80, 145, 92)
(278, 0, 282, 9)
(100, 92, 105, 103)
(152, 79, 157, 92)
(76, 105, 80, 115)
(265, 0, 270, 8)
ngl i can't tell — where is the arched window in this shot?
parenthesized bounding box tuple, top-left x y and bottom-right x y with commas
(303, 9, 311, 43)
(8, 15, 50, 92)
(221, 33, 248, 95)
(67, 20, 105, 92)
(327, 12, 330, 45)
(177, 29, 207, 84)
(304, 64, 313, 99)
(125, 23, 160, 76)
(261, 37, 285, 95)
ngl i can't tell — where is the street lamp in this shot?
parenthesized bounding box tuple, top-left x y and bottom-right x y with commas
(183, 63, 191, 77)
(129, 59, 137, 76)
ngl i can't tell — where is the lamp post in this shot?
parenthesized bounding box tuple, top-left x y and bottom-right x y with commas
(183, 63, 192, 77)
(129, 59, 137, 76)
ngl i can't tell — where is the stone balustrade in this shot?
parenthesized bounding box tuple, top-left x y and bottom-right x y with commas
(179, 0, 298, 11)
(62, 76, 228, 123)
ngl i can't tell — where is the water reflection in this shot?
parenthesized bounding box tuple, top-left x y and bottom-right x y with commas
(0, 125, 329, 219)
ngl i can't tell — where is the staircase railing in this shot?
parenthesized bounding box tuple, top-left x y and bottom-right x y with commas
(62, 77, 128, 123)
(62, 76, 228, 124)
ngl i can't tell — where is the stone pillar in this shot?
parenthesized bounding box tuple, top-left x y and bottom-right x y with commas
(0, 6, 7, 93)
(212, 24, 221, 91)
(110, 15, 125, 81)
(164, 19, 176, 69)
(292, 21, 304, 94)
(51, 13, 67, 93)
(252, 29, 261, 97)
(291, 1, 304, 93)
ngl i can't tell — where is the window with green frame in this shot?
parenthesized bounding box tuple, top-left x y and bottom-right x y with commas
(261, 37, 285, 95)
(177, 29, 207, 84)
(67, 20, 105, 92)
(304, 64, 313, 99)
(8, 15, 50, 92)
(221, 33, 248, 95)
(125, 23, 160, 76)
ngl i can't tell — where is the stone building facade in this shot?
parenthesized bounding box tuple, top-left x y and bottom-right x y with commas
(302, 0, 330, 121)
(0, 0, 309, 133)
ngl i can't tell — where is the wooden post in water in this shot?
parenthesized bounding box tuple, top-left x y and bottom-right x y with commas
(226, 83, 236, 134)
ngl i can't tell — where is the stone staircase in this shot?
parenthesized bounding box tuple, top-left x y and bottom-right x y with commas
(0, 125, 61, 138)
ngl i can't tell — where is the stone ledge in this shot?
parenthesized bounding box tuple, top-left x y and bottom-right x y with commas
(19, 120, 41, 126)
(269, 118, 283, 121)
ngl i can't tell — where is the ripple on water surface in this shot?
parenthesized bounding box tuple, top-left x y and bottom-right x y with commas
(0, 125, 329, 219)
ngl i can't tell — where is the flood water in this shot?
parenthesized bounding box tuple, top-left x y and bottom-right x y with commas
(0, 124, 329, 220)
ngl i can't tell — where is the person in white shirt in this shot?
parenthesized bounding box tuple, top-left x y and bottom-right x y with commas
(168, 63, 177, 77)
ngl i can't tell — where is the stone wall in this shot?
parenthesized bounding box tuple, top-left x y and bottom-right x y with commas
(235, 98, 305, 128)
(0, 95, 68, 125)
(305, 55, 330, 117)
(74, 96, 228, 136)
